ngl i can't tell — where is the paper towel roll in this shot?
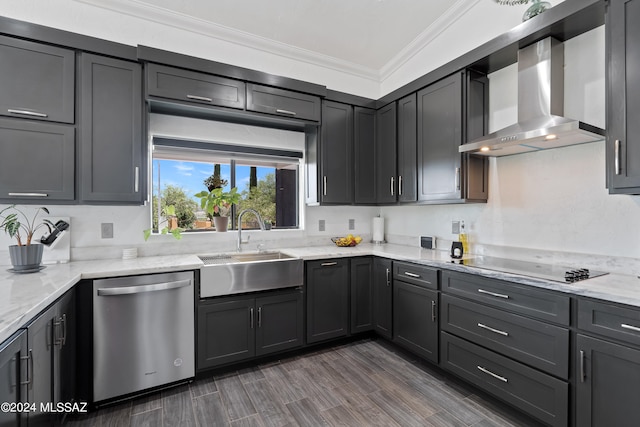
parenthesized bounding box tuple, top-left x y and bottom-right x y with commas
(372, 217, 385, 243)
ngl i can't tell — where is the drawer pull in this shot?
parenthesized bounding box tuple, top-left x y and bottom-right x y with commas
(477, 323, 509, 337)
(321, 262, 338, 267)
(477, 365, 508, 383)
(8, 109, 48, 118)
(621, 323, 640, 333)
(478, 289, 509, 299)
(404, 271, 421, 278)
(186, 94, 213, 102)
(276, 109, 297, 116)
(8, 192, 48, 197)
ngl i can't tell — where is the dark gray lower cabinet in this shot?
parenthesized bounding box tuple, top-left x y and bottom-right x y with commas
(197, 289, 303, 370)
(372, 258, 392, 339)
(393, 279, 439, 363)
(350, 258, 373, 334)
(306, 259, 349, 344)
(0, 330, 28, 427)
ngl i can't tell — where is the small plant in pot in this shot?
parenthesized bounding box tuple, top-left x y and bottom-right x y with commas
(0, 205, 54, 272)
(194, 187, 241, 232)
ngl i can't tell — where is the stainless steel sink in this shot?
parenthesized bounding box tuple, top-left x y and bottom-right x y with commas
(198, 252, 303, 298)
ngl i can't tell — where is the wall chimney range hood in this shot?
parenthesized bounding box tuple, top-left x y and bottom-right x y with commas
(460, 37, 605, 157)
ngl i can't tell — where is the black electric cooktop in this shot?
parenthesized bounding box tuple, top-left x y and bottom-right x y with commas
(455, 256, 608, 284)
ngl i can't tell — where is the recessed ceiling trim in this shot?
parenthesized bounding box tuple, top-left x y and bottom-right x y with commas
(74, 0, 380, 81)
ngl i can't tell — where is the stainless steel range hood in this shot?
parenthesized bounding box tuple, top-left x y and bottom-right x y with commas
(460, 37, 605, 157)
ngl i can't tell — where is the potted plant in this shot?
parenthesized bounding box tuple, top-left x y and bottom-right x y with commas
(194, 187, 241, 232)
(0, 205, 55, 272)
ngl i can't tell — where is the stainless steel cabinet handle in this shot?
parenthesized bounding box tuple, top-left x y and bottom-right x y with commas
(20, 350, 33, 386)
(477, 365, 508, 383)
(323, 176, 327, 196)
(478, 289, 510, 299)
(580, 350, 586, 383)
(54, 316, 63, 347)
(186, 94, 213, 102)
(621, 323, 640, 333)
(276, 109, 297, 116)
(258, 307, 262, 328)
(61, 314, 67, 346)
(97, 279, 191, 296)
(321, 262, 338, 267)
(615, 139, 621, 175)
(477, 323, 509, 337)
(390, 177, 395, 196)
(398, 176, 403, 196)
(404, 271, 420, 278)
(386, 268, 391, 286)
(250, 308, 254, 329)
(8, 192, 48, 197)
(134, 167, 140, 192)
(8, 109, 48, 118)
(431, 301, 437, 322)
(455, 167, 461, 190)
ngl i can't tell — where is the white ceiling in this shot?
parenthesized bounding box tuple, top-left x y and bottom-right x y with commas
(76, 0, 482, 80)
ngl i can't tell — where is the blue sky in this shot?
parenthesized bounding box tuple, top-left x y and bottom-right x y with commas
(152, 160, 272, 202)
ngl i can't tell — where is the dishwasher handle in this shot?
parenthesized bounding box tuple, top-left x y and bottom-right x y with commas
(97, 279, 192, 296)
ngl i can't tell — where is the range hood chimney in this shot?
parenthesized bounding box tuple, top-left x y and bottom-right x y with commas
(460, 37, 605, 157)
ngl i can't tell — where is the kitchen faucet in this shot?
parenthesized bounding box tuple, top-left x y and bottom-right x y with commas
(237, 209, 265, 252)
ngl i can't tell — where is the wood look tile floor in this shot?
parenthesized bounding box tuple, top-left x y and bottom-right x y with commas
(68, 339, 541, 427)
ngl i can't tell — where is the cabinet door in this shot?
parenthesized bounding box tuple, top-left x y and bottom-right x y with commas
(0, 36, 74, 124)
(53, 289, 75, 407)
(373, 258, 393, 339)
(607, 0, 640, 193)
(147, 63, 245, 110)
(393, 281, 438, 363)
(350, 257, 374, 334)
(354, 107, 376, 204)
(306, 259, 349, 344)
(0, 330, 28, 427)
(80, 54, 144, 204)
(0, 119, 75, 202)
(320, 101, 353, 204)
(247, 83, 321, 122)
(376, 103, 397, 204)
(197, 298, 255, 369)
(255, 291, 303, 356)
(576, 334, 640, 427)
(417, 73, 462, 202)
(397, 93, 417, 202)
(27, 305, 56, 427)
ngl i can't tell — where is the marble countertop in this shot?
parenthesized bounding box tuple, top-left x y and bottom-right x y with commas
(2, 243, 639, 344)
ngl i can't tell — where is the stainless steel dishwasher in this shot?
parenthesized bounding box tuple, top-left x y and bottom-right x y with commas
(92, 271, 195, 402)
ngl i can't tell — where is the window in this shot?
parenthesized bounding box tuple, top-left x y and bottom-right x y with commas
(151, 137, 302, 233)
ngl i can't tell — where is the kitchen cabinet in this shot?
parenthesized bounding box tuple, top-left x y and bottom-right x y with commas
(606, 0, 640, 194)
(0, 119, 75, 203)
(417, 70, 488, 203)
(354, 108, 376, 204)
(247, 83, 321, 122)
(575, 298, 640, 427)
(0, 330, 28, 427)
(376, 103, 397, 204)
(320, 101, 353, 204)
(397, 93, 417, 202)
(79, 54, 144, 204)
(306, 258, 349, 343)
(146, 63, 245, 110)
(372, 257, 392, 339)
(0, 35, 75, 124)
(350, 257, 374, 334)
(197, 288, 303, 370)
(393, 262, 439, 363)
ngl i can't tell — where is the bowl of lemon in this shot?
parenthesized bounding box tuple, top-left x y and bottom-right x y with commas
(331, 234, 363, 247)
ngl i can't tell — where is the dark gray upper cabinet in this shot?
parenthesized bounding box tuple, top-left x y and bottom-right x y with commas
(247, 83, 321, 122)
(376, 103, 397, 204)
(146, 63, 245, 110)
(0, 119, 75, 203)
(0, 36, 75, 124)
(354, 107, 376, 204)
(0, 330, 27, 427)
(350, 257, 374, 334)
(306, 259, 350, 344)
(80, 54, 143, 204)
(607, 0, 640, 194)
(397, 94, 417, 203)
(320, 101, 353, 204)
(417, 71, 488, 203)
(373, 257, 393, 339)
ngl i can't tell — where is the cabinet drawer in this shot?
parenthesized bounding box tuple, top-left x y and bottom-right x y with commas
(441, 294, 569, 378)
(247, 83, 320, 122)
(441, 332, 568, 427)
(441, 270, 570, 325)
(147, 63, 245, 110)
(393, 261, 438, 290)
(578, 298, 640, 347)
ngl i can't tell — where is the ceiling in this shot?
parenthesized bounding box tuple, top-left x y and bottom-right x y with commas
(76, 0, 482, 80)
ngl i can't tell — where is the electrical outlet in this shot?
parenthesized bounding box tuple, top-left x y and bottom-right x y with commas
(101, 223, 113, 239)
(318, 219, 325, 232)
(348, 219, 355, 230)
(452, 220, 460, 235)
